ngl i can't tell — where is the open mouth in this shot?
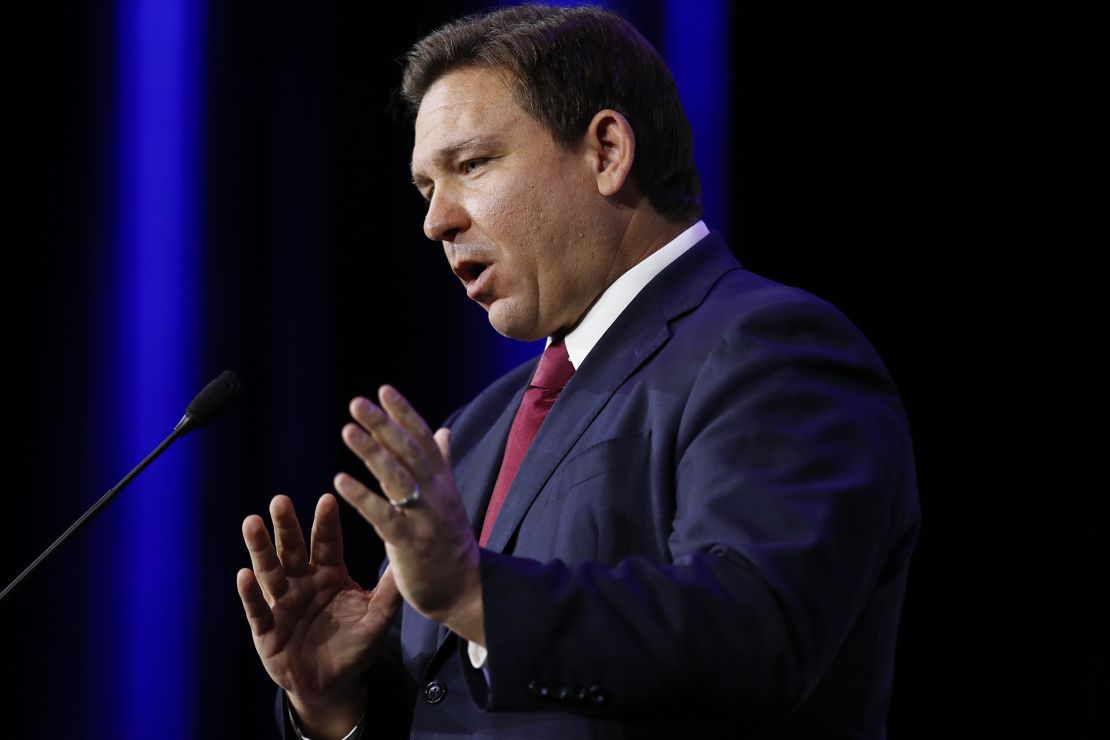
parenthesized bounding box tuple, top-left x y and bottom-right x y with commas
(456, 260, 494, 301)
(464, 263, 487, 282)
(455, 260, 489, 283)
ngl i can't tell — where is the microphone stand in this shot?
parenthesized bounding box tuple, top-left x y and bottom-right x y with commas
(0, 370, 242, 604)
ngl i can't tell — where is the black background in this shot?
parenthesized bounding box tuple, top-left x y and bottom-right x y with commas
(3, 2, 1090, 738)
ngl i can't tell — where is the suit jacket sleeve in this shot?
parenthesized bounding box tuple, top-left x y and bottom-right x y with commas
(470, 293, 919, 723)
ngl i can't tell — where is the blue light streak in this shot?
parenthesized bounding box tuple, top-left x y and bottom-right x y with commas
(109, 0, 203, 735)
(664, 0, 731, 235)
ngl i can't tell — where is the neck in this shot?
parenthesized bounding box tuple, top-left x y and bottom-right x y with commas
(555, 210, 698, 340)
(604, 209, 697, 290)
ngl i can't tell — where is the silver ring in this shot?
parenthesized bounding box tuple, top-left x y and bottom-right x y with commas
(391, 484, 422, 509)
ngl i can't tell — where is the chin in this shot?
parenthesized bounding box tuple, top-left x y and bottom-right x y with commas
(490, 320, 544, 342)
(487, 305, 544, 342)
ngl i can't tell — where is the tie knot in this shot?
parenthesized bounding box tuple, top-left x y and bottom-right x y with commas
(531, 341, 574, 391)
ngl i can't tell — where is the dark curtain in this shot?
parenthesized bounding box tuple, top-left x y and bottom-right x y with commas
(3, 2, 1071, 738)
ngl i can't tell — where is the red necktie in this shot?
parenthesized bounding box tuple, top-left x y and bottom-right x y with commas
(478, 341, 575, 547)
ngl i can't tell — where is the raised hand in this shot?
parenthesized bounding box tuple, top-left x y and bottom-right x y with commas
(237, 493, 401, 736)
(333, 385, 484, 645)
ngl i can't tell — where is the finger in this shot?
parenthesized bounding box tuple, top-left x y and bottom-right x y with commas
(350, 395, 435, 476)
(242, 514, 289, 602)
(270, 495, 309, 575)
(434, 428, 452, 467)
(378, 385, 439, 458)
(333, 472, 410, 541)
(236, 568, 275, 637)
(309, 493, 344, 567)
(341, 421, 419, 504)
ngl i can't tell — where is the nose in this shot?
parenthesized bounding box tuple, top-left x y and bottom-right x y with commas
(423, 186, 469, 243)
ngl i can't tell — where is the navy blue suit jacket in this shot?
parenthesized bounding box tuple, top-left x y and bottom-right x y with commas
(279, 232, 919, 739)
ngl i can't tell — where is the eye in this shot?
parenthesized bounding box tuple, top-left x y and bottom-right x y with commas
(461, 158, 488, 175)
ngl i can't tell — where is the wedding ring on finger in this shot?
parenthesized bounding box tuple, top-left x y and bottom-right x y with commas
(391, 484, 422, 509)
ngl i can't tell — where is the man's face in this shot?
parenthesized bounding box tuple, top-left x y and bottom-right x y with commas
(410, 67, 615, 341)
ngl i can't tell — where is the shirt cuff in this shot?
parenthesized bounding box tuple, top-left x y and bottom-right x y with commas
(467, 639, 492, 684)
(286, 695, 364, 740)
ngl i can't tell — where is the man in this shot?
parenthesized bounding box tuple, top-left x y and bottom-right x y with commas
(237, 5, 919, 739)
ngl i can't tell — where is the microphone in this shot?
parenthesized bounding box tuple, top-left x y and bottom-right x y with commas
(175, 370, 244, 435)
(0, 371, 244, 603)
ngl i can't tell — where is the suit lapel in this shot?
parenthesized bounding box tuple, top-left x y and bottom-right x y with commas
(427, 231, 740, 656)
(482, 306, 670, 553)
(454, 381, 529, 537)
(429, 315, 673, 654)
(484, 232, 741, 554)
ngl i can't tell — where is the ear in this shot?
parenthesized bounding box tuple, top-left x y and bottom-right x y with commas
(583, 109, 636, 198)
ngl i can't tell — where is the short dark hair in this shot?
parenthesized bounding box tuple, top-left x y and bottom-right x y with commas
(400, 3, 702, 221)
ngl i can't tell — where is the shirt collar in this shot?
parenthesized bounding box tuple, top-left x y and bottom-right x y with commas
(555, 220, 710, 370)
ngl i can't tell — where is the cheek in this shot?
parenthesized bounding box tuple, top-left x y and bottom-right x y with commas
(468, 176, 547, 266)
(479, 174, 545, 227)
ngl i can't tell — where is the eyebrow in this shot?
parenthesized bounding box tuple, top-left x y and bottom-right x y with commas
(410, 136, 497, 186)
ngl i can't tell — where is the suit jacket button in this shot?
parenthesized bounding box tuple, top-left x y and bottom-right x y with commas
(528, 680, 550, 698)
(423, 680, 447, 704)
(557, 686, 572, 701)
(586, 684, 607, 705)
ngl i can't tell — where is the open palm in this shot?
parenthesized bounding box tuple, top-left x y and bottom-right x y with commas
(237, 493, 400, 704)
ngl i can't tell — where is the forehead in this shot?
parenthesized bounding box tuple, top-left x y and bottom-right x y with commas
(411, 67, 529, 177)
